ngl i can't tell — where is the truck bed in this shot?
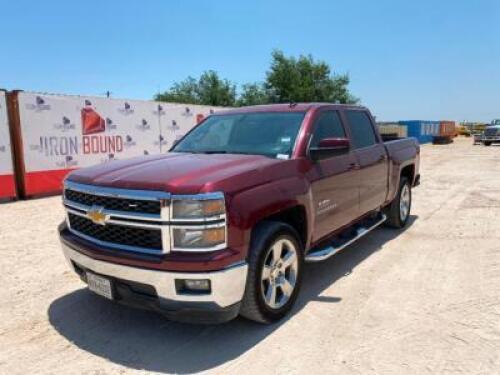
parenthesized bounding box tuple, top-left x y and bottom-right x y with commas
(380, 134, 405, 142)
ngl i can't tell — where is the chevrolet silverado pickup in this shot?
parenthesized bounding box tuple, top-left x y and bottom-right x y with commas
(59, 103, 420, 324)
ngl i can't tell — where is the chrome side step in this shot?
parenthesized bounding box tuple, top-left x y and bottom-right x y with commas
(305, 213, 387, 263)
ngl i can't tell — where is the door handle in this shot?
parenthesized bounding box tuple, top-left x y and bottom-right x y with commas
(378, 155, 387, 162)
(348, 162, 360, 170)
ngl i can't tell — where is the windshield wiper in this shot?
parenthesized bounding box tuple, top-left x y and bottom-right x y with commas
(199, 150, 228, 154)
(173, 150, 227, 154)
(182, 150, 272, 156)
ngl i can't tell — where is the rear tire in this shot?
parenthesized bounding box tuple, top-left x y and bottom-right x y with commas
(484, 141, 492, 146)
(240, 221, 304, 324)
(384, 176, 411, 228)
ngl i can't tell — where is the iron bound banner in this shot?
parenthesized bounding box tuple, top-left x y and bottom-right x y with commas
(16, 92, 222, 196)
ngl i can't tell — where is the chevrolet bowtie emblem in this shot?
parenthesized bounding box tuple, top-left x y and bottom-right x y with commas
(87, 205, 108, 225)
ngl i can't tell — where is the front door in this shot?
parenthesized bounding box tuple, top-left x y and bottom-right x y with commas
(308, 110, 360, 242)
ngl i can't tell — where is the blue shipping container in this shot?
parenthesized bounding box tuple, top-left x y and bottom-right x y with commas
(398, 120, 440, 144)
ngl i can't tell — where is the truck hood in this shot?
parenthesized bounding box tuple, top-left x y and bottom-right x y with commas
(66, 152, 291, 195)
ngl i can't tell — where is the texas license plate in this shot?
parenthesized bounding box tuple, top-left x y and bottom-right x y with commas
(86, 272, 114, 300)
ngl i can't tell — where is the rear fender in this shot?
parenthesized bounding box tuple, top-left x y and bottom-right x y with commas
(386, 160, 415, 203)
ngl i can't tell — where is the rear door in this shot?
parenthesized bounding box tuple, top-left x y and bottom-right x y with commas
(344, 110, 389, 215)
(308, 110, 360, 242)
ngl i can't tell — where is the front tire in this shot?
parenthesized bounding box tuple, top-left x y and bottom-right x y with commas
(384, 176, 412, 228)
(240, 221, 304, 324)
(484, 141, 492, 146)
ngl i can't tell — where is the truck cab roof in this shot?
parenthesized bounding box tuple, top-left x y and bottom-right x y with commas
(215, 103, 368, 115)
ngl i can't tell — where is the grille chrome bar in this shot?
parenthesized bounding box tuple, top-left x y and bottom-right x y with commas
(67, 212, 163, 251)
(66, 207, 165, 229)
(64, 200, 165, 223)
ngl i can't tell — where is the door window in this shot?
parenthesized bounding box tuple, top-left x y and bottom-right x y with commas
(346, 111, 377, 149)
(310, 111, 345, 148)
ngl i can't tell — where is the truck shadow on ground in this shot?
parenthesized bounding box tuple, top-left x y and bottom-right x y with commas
(48, 216, 417, 374)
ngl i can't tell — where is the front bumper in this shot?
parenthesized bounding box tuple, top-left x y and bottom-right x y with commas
(61, 242, 248, 323)
(482, 136, 500, 142)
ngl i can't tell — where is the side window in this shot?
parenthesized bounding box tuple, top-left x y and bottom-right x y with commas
(310, 111, 345, 148)
(346, 111, 377, 149)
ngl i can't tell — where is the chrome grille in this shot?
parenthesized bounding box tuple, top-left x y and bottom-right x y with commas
(484, 127, 499, 137)
(64, 189, 161, 215)
(62, 180, 227, 255)
(64, 181, 170, 255)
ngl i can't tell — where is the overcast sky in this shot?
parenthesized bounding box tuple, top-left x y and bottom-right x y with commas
(1, 0, 499, 122)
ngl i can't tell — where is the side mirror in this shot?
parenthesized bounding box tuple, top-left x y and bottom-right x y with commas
(309, 137, 350, 161)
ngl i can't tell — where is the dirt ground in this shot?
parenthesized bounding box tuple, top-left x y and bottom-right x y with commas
(0, 137, 499, 375)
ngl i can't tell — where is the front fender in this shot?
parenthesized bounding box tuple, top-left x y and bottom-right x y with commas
(227, 176, 313, 258)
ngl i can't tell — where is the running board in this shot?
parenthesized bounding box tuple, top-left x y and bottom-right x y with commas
(305, 213, 387, 262)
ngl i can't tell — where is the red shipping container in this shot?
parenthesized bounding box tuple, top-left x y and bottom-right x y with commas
(0, 90, 17, 200)
(439, 121, 455, 137)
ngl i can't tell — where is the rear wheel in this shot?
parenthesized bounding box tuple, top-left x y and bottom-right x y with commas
(384, 176, 411, 228)
(240, 221, 303, 323)
(484, 141, 492, 146)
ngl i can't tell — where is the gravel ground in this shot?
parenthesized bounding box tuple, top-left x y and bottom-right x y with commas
(0, 137, 499, 374)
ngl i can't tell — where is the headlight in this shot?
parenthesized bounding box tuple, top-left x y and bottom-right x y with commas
(171, 197, 225, 220)
(172, 226, 226, 250)
(170, 193, 226, 251)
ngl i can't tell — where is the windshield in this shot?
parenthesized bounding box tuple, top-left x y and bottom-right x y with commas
(172, 112, 305, 158)
(492, 119, 500, 126)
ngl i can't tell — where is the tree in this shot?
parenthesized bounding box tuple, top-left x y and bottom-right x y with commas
(155, 70, 236, 106)
(154, 51, 358, 106)
(265, 50, 358, 104)
(236, 83, 269, 106)
(155, 76, 198, 104)
(197, 70, 237, 106)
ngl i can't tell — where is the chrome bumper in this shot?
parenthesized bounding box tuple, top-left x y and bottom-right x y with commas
(61, 242, 248, 308)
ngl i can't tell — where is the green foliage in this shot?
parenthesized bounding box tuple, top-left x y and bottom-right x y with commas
(154, 70, 236, 106)
(265, 50, 358, 104)
(236, 83, 269, 106)
(155, 50, 358, 106)
(155, 77, 199, 104)
(197, 71, 237, 106)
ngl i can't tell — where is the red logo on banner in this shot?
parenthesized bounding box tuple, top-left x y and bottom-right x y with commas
(81, 107, 105, 135)
(81, 102, 123, 155)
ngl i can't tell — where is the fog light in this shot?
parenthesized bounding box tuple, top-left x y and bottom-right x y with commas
(175, 279, 211, 294)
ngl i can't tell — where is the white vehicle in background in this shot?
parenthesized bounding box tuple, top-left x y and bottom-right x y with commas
(482, 119, 500, 146)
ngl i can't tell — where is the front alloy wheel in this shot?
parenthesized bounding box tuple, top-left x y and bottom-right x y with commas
(261, 239, 299, 310)
(239, 222, 304, 323)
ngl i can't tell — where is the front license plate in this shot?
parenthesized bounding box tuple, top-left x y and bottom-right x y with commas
(87, 272, 114, 300)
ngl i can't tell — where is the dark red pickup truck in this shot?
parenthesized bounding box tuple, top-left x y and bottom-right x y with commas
(59, 103, 420, 324)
